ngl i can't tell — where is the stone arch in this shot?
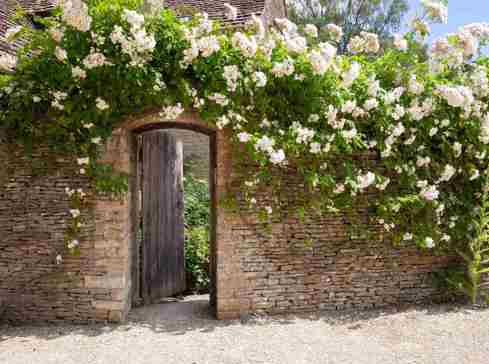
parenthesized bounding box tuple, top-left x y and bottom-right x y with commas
(92, 111, 247, 321)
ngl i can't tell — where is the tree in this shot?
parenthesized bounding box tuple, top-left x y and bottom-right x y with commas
(287, 0, 410, 53)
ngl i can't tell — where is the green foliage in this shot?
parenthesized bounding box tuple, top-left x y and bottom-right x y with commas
(183, 173, 210, 292)
(184, 174, 210, 228)
(184, 226, 210, 292)
(91, 164, 128, 198)
(445, 192, 489, 305)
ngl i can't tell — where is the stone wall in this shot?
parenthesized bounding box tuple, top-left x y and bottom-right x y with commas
(0, 113, 461, 323)
(224, 166, 459, 315)
(0, 130, 134, 323)
(230, 213, 455, 314)
(0, 143, 101, 323)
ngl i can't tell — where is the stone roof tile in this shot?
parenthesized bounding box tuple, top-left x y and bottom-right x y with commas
(0, 1, 270, 56)
(165, 0, 266, 26)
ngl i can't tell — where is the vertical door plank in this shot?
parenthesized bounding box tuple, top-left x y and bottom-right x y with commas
(142, 131, 186, 303)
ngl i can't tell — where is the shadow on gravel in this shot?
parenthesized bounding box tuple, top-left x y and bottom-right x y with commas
(1, 303, 485, 342)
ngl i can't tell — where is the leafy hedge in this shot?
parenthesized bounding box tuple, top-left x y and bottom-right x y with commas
(183, 173, 210, 292)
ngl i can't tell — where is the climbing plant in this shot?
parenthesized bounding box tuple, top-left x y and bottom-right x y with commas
(1, 0, 489, 298)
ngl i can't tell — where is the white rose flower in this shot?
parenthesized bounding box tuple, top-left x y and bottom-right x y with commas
(304, 24, 318, 38)
(416, 156, 431, 167)
(429, 127, 438, 137)
(208, 93, 229, 106)
(72, 66, 87, 80)
(0, 54, 17, 71)
(255, 135, 275, 153)
(310, 142, 322, 154)
(91, 137, 102, 145)
(325, 23, 343, 42)
(160, 103, 184, 119)
(83, 52, 108, 69)
(425, 237, 435, 249)
(376, 178, 390, 191)
(49, 27, 65, 43)
(55, 47, 68, 62)
(453, 142, 462, 157)
(341, 62, 360, 88)
(271, 58, 295, 77)
(364, 98, 379, 111)
(238, 132, 251, 142)
(421, 0, 448, 24)
(95, 97, 109, 111)
(252, 71, 267, 87)
(62, 0, 92, 32)
(356, 171, 375, 190)
(403, 233, 413, 241)
(439, 164, 456, 182)
(419, 185, 439, 201)
(70, 209, 81, 218)
(368, 80, 380, 97)
(341, 100, 357, 114)
(77, 157, 89, 165)
(309, 50, 329, 75)
(393, 34, 408, 51)
(334, 183, 345, 194)
(4, 25, 22, 41)
(470, 169, 480, 180)
(223, 3, 238, 21)
(269, 149, 286, 164)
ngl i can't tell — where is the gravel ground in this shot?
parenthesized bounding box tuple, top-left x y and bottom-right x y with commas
(1, 297, 489, 364)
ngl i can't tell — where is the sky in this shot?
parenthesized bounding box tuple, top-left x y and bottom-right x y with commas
(406, 0, 488, 40)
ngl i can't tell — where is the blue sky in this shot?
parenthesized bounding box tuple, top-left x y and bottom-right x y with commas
(406, 0, 488, 40)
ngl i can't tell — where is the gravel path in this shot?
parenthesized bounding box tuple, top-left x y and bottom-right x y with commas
(1, 299, 489, 364)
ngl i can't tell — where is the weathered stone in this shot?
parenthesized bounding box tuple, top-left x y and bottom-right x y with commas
(0, 110, 479, 325)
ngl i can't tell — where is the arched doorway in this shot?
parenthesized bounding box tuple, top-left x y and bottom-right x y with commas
(130, 121, 218, 315)
(92, 112, 246, 321)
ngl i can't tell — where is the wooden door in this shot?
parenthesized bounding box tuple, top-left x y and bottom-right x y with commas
(141, 131, 185, 303)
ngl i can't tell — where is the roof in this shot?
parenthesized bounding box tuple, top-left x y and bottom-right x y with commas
(1, 0, 57, 55)
(165, 0, 267, 26)
(0, 1, 271, 56)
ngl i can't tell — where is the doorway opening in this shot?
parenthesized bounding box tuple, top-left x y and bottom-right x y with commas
(131, 124, 217, 319)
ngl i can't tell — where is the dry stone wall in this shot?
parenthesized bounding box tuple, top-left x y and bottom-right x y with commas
(0, 129, 134, 323)
(0, 115, 461, 323)
(218, 166, 458, 316)
(0, 143, 101, 323)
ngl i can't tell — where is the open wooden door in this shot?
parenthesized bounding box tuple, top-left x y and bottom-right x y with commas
(141, 131, 186, 303)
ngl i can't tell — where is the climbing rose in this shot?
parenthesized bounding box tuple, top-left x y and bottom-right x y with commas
(4, 25, 22, 41)
(61, 0, 92, 32)
(425, 237, 435, 248)
(252, 72, 267, 87)
(269, 149, 286, 164)
(95, 97, 109, 111)
(304, 24, 318, 38)
(0, 54, 17, 71)
(356, 172, 375, 190)
(393, 34, 408, 51)
(223, 3, 238, 21)
(419, 185, 439, 201)
(421, 0, 448, 24)
(325, 23, 342, 42)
